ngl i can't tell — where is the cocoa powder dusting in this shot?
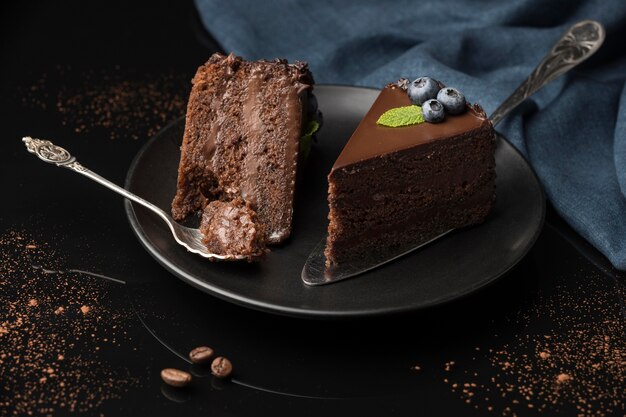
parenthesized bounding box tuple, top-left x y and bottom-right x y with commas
(19, 66, 188, 140)
(440, 272, 625, 416)
(0, 231, 138, 415)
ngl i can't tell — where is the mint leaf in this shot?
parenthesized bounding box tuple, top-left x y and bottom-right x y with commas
(303, 120, 320, 137)
(299, 120, 320, 161)
(376, 105, 424, 127)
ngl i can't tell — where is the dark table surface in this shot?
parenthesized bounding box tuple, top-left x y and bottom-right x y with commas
(1, 1, 624, 416)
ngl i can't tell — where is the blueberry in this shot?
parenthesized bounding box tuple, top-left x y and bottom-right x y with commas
(436, 87, 466, 115)
(422, 99, 445, 123)
(407, 77, 440, 105)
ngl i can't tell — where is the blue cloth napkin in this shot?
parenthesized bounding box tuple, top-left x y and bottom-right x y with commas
(195, 0, 626, 270)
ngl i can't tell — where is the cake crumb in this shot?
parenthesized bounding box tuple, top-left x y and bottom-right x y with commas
(28, 298, 38, 307)
(556, 373, 571, 384)
(539, 351, 550, 360)
(80, 305, 91, 315)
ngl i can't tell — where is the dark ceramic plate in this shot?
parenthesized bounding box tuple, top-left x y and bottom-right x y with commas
(124, 85, 545, 319)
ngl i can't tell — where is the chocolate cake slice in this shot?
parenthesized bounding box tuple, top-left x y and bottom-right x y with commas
(325, 81, 496, 267)
(172, 53, 319, 257)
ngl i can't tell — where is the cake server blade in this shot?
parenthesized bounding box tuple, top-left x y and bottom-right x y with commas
(301, 231, 451, 286)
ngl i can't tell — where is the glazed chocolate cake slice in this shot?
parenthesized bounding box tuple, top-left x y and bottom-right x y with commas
(325, 81, 496, 267)
(172, 53, 317, 256)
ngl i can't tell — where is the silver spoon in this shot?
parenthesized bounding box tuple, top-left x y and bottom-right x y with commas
(22, 136, 246, 260)
(302, 19, 605, 286)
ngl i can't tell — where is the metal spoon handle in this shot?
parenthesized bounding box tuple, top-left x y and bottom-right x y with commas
(22, 136, 170, 223)
(490, 20, 605, 126)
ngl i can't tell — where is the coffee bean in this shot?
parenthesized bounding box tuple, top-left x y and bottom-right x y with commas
(189, 346, 214, 364)
(160, 368, 192, 387)
(211, 357, 232, 379)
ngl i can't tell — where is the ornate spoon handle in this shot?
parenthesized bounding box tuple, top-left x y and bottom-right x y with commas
(490, 20, 605, 126)
(22, 137, 170, 222)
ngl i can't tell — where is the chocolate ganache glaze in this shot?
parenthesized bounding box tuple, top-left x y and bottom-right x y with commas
(332, 84, 490, 171)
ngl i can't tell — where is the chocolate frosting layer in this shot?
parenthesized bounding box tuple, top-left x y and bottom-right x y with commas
(332, 86, 491, 171)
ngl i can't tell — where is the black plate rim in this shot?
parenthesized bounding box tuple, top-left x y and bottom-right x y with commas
(124, 84, 546, 319)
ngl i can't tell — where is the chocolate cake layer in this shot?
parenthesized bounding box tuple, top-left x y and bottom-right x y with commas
(325, 83, 496, 267)
(172, 53, 315, 251)
(329, 174, 494, 234)
(327, 186, 494, 265)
